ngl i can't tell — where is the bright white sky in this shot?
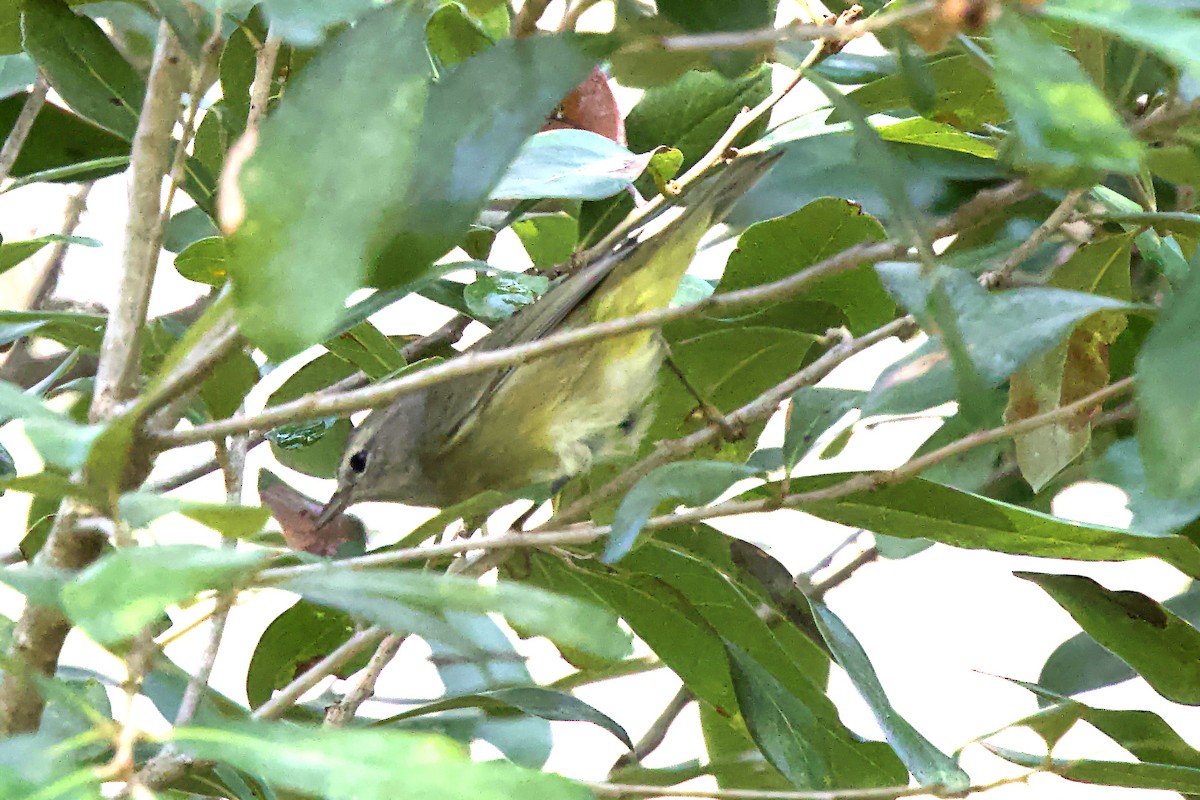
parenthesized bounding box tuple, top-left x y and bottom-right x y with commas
(0, 2, 1193, 799)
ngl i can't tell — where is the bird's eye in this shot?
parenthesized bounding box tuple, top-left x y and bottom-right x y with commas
(348, 450, 369, 474)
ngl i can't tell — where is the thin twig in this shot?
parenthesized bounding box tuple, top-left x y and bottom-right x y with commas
(512, 0, 552, 35)
(611, 686, 693, 773)
(0, 71, 49, 184)
(808, 547, 879, 601)
(657, 0, 937, 53)
(980, 189, 1086, 289)
(259, 376, 1133, 578)
(324, 634, 406, 727)
(252, 627, 388, 720)
(152, 181, 1030, 448)
(558, 0, 604, 30)
(552, 320, 914, 524)
(584, 769, 1035, 799)
(247, 26, 282, 131)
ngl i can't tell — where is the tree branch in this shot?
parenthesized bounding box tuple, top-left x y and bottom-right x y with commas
(610, 686, 693, 773)
(92, 22, 189, 420)
(151, 180, 1029, 448)
(0, 23, 189, 737)
(323, 634, 405, 727)
(259, 375, 1132, 578)
(980, 188, 1086, 289)
(656, 0, 937, 53)
(0, 71, 49, 184)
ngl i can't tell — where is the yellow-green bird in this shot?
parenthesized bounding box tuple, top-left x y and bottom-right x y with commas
(318, 151, 778, 519)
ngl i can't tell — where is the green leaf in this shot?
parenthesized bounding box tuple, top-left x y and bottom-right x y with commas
(427, 2, 494, 68)
(0, 565, 67, 608)
(988, 745, 1200, 793)
(654, 0, 775, 76)
(512, 213, 578, 269)
(783, 387, 862, 468)
(1095, 439, 1200, 537)
(0, 310, 104, 352)
(246, 601, 370, 710)
(370, 34, 602, 287)
(877, 262, 1141, 388)
(0, 472, 103, 505)
(265, 353, 356, 478)
(384, 687, 633, 749)
(0, 234, 100, 277)
(1137, 264, 1200, 496)
(834, 54, 1006, 131)
(463, 272, 550, 324)
(648, 327, 814, 465)
(1042, 0, 1200, 75)
(22, 0, 145, 139)
(0, 381, 103, 470)
(721, 197, 892, 336)
(62, 545, 268, 645)
(163, 207, 220, 254)
(174, 721, 592, 800)
(117, 492, 270, 537)
(877, 117, 997, 159)
(227, 4, 431, 359)
(605, 461, 758, 563)
(0, 93, 128, 182)
(0, 54, 35, 99)
(491, 129, 654, 200)
(175, 236, 228, 286)
(991, 12, 1142, 182)
(323, 321, 407, 380)
(625, 67, 773, 173)
(726, 643, 906, 790)
(783, 476, 1200, 578)
(1016, 571, 1200, 705)
(810, 601, 969, 791)
(280, 569, 632, 661)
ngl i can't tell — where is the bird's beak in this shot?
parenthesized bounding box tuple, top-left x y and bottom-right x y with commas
(315, 486, 352, 529)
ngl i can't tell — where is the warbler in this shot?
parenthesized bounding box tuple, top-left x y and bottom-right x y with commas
(317, 151, 778, 520)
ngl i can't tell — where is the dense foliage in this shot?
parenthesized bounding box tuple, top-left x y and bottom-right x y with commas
(1, 0, 1200, 797)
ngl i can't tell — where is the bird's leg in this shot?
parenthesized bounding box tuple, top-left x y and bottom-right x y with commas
(659, 337, 743, 442)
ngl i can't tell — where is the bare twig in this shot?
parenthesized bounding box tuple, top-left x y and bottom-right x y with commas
(92, 23, 190, 420)
(611, 686, 693, 773)
(980, 189, 1087, 289)
(153, 181, 1030, 448)
(584, 769, 1034, 799)
(259, 376, 1132, 578)
(656, 0, 937, 53)
(808, 546, 880, 600)
(0, 71, 49, 184)
(512, 0, 553, 35)
(0, 23, 189, 737)
(558, 0, 604, 30)
(247, 26, 282, 131)
(324, 634, 405, 727)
